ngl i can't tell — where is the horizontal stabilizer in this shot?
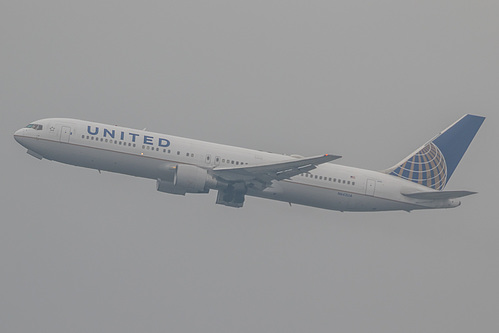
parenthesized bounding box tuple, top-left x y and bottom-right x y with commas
(402, 190, 477, 200)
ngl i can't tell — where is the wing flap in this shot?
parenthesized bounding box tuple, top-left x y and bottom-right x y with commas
(402, 190, 477, 200)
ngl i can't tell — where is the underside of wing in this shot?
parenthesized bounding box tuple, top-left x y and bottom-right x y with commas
(402, 190, 477, 200)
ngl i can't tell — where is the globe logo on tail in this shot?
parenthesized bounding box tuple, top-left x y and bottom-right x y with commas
(389, 142, 447, 190)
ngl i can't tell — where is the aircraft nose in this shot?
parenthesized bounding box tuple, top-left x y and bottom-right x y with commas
(14, 128, 22, 140)
(14, 128, 27, 145)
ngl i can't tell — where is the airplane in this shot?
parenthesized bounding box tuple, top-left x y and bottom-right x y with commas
(14, 114, 484, 212)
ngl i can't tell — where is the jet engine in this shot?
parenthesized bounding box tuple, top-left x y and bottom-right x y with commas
(156, 164, 216, 195)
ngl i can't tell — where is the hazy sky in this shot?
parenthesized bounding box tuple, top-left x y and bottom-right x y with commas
(1, 1, 498, 332)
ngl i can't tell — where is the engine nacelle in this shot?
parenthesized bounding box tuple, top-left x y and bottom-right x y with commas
(156, 164, 216, 195)
(157, 179, 188, 195)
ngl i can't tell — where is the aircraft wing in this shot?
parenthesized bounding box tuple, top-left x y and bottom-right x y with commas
(211, 154, 341, 189)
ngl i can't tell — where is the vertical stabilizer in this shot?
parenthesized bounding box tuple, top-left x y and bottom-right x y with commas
(385, 114, 485, 190)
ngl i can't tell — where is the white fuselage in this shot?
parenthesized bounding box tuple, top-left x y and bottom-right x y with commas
(14, 118, 460, 212)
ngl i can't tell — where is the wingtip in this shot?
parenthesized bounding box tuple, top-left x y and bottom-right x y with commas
(466, 113, 486, 120)
(324, 154, 342, 160)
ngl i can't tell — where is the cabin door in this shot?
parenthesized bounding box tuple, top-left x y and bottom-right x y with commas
(60, 126, 71, 143)
(365, 179, 376, 196)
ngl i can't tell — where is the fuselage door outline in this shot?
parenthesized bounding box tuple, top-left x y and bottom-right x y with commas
(365, 179, 376, 196)
(60, 126, 71, 143)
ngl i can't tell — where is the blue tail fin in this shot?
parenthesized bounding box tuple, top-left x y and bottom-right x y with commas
(385, 114, 485, 190)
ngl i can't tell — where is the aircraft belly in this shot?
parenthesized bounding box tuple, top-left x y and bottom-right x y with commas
(32, 139, 165, 179)
(249, 180, 417, 212)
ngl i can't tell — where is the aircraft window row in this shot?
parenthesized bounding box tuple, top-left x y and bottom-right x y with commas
(301, 173, 355, 186)
(221, 158, 248, 166)
(80, 135, 246, 165)
(26, 124, 43, 130)
(143, 145, 160, 151)
(140, 146, 196, 158)
(82, 135, 136, 147)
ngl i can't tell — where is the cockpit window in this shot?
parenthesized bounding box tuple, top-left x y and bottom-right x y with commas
(26, 124, 43, 130)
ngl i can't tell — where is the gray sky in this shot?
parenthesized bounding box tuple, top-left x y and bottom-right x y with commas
(1, 1, 498, 332)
